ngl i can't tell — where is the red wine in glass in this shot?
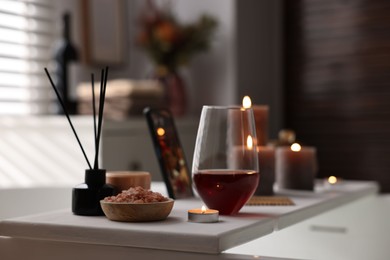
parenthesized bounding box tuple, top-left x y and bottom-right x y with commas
(193, 169, 259, 215)
(192, 106, 259, 215)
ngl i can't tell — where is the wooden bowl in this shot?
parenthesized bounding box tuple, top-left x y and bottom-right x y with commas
(100, 199, 174, 222)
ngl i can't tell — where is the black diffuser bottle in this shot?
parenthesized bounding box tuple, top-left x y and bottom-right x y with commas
(72, 169, 115, 216)
(54, 12, 79, 115)
(44, 67, 115, 216)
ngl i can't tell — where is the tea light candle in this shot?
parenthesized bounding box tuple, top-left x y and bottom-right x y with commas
(188, 206, 219, 223)
(276, 143, 317, 190)
(328, 176, 338, 185)
(323, 176, 344, 189)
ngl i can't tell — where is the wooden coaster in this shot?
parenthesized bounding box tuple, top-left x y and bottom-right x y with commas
(246, 196, 295, 206)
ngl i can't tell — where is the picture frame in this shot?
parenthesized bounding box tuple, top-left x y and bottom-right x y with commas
(80, 0, 126, 65)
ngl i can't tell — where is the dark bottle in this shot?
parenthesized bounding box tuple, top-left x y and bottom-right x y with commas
(72, 169, 116, 216)
(54, 12, 79, 114)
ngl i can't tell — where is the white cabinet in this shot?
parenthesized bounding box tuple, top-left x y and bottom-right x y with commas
(227, 194, 390, 260)
(102, 117, 198, 181)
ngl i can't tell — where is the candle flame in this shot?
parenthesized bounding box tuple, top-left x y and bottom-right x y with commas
(290, 143, 301, 152)
(242, 96, 252, 109)
(328, 176, 338, 184)
(246, 135, 253, 149)
(201, 205, 206, 213)
(157, 127, 165, 136)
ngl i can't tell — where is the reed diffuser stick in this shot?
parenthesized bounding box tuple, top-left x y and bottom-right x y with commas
(91, 74, 97, 157)
(94, 67, 109, 169)
(44, 68, 92, 170)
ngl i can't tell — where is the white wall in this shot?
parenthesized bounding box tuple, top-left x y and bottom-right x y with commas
(0, 117, 95, 188)
(173, 0, 237, 115)
(53, 0, 283, 137)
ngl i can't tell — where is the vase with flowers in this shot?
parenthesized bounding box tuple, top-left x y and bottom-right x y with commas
(137, 0, 217, 116)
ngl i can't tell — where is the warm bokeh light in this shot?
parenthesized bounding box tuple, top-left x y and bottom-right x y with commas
(242, 95, 252, 109)
(291, 143, 301, 152)
(201, 205, 206, 213)
(157, 127, 165, 136)
(328, 176, 338, 184)
(246, 135, 253, 149)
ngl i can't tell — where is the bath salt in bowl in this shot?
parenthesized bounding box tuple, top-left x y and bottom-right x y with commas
(100, 186, 174, 222)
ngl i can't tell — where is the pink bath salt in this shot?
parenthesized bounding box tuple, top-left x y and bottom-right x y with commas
(104, 186, 168, 203)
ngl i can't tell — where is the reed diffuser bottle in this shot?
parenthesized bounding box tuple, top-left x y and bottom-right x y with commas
(45, 67, 115, 216)
(72, 169, 115, 215)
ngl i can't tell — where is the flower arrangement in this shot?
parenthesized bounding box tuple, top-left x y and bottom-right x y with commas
(136, 0, 218, 72)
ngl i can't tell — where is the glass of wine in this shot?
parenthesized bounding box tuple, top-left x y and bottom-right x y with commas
(192, 106, 259, 215)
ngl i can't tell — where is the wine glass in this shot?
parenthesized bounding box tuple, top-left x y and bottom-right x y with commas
(192, 106, 259, 215)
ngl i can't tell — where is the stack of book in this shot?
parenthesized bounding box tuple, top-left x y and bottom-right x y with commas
(77, 79, 165, 120)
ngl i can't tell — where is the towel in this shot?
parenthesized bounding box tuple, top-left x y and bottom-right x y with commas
(77, 79, 165, 119)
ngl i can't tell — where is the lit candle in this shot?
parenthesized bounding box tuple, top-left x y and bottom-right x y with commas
(323, 176, 344, 189)
(328, 176, 338, 185)
(228, 144, 275, 195)
(188, 205, 219, 223)
(275, 143, 317, 190)
(227, 97, 272, 194)
(242, 95, 252, 109)
(228, 97, 256, 147)
(228, 134, 257, 170)
(242, 96, 269, 146)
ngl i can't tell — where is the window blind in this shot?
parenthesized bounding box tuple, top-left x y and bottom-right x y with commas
(0, 0, 54, 115)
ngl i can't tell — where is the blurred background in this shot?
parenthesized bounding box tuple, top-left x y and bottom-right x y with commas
(1, 0, 390, 192)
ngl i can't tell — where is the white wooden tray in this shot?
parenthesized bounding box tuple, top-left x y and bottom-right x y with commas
(0, 180, 378, 254)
